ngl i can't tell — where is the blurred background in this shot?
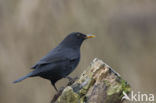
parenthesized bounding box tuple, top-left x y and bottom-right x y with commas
(0, 0, 156, 103)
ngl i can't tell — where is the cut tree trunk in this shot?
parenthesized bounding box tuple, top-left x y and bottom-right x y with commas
(51, 58, 130, 103)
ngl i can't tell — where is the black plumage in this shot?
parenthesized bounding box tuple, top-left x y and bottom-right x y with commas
(13, 32, 95, 91)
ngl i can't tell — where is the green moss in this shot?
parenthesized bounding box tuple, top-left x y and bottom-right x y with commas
(57, 87, 80, 103)
(103, 80, 111, 86)
(106, 78, 131, 98)
(57, 77, 96, 103)
(79, 77, 95, 95)
(107, 82, 122, 96)
(120, 79, 131, 97)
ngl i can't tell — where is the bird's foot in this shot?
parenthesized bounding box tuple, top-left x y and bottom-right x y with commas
(65, 76, 78, 86)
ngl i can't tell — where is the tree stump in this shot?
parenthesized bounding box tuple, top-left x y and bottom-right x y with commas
(51, 58, 130, 103)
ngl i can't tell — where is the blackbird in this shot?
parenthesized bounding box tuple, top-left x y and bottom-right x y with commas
(13, 32, 95, 91)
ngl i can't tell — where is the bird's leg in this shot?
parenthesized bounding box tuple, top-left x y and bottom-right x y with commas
(65, 76, 73, 82)
(65, 76, 78, 86)
(51, 81, 58, 92)
(53, 84, 58, 92)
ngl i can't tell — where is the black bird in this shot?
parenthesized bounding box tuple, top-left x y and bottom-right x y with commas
(13, 32, 95, 91)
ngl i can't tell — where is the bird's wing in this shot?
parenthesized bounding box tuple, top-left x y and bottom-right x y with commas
(31, 49, 80, 69)
(31, 47, 80, 69)
(30, 56, 80, 78)
(31, 57, 68, 69)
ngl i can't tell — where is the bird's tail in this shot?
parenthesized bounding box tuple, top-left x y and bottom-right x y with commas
(13, 72, 33, 83)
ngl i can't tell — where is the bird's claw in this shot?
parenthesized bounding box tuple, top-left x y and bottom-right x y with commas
(66, 76, 78, 86)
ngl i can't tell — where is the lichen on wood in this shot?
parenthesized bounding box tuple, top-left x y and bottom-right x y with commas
(51, 58, 130, 103)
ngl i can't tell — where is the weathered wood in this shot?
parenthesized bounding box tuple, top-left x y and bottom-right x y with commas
(51, 58, 130, 103)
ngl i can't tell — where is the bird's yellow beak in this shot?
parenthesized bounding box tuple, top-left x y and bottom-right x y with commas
(85, 34, 96, 39)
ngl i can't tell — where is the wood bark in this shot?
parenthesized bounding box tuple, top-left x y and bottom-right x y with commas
(51, 58, 130, 103)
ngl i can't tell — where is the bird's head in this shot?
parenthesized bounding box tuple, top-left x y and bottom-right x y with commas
(60, 32, 95, 48)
